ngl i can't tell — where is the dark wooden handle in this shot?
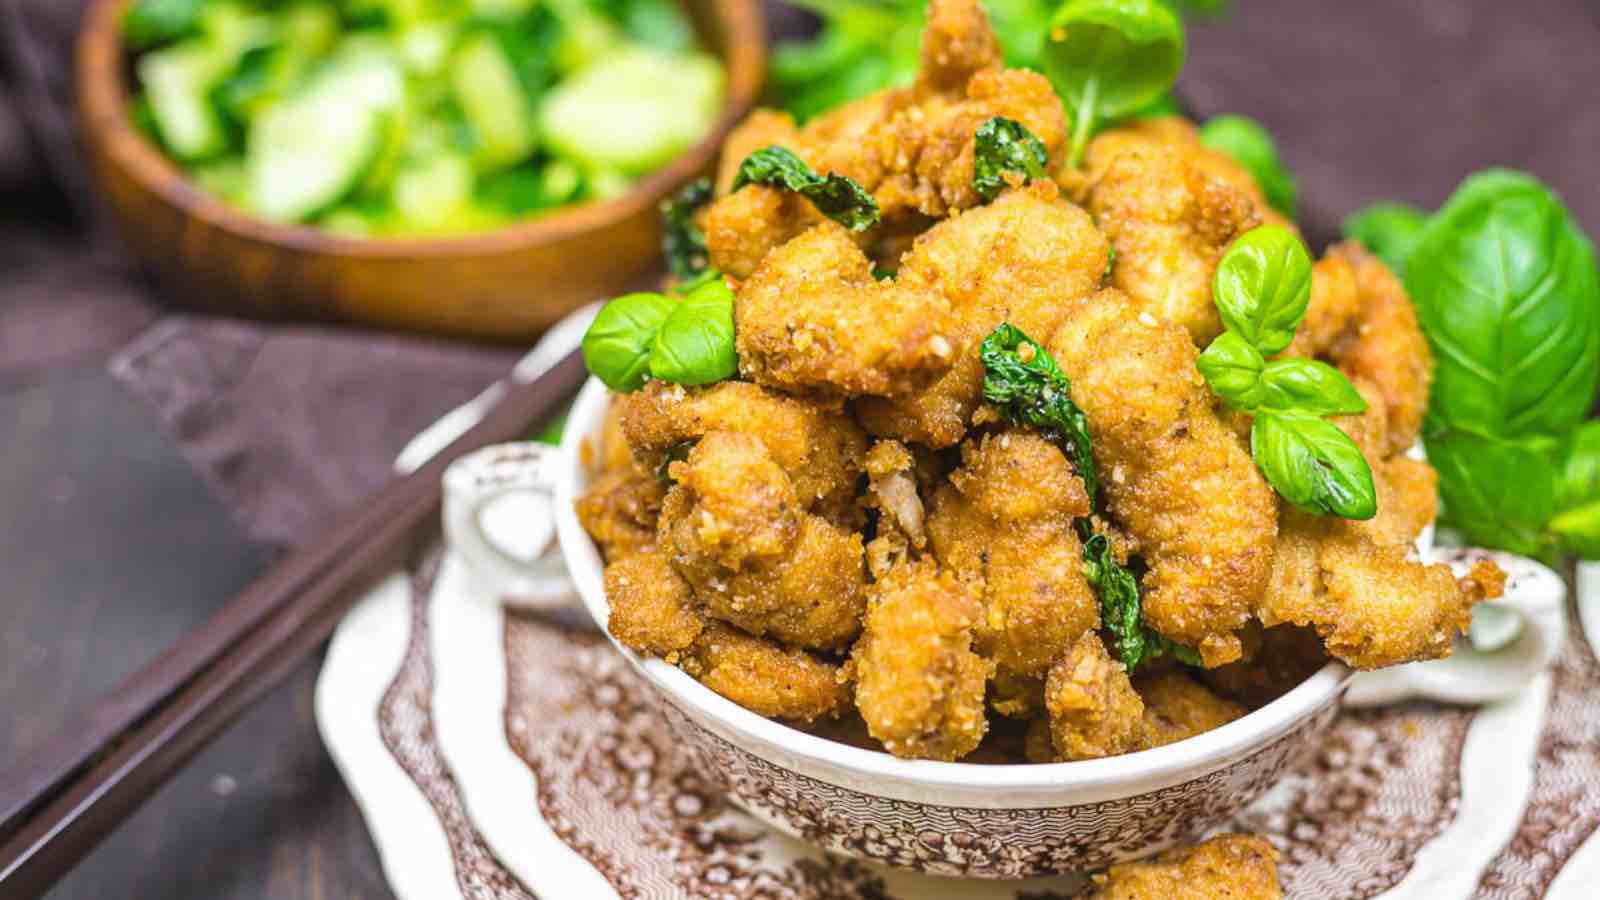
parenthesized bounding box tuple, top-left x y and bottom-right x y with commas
(0, 350, 587, 896)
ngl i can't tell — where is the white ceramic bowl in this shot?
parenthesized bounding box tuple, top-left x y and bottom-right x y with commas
(550, 376, 1353, 878)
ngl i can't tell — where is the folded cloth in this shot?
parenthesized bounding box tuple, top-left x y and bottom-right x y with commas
(3, 0, 1598, 545)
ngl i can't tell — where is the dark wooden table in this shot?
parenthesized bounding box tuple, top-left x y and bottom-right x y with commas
(0, 368, 390, 900)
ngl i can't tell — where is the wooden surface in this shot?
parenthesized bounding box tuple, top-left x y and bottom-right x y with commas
(0, 368, 389, 900)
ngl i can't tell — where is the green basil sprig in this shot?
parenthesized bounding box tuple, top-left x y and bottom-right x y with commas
(972, 117, 1048, 201)
(980, 322, 1199, 669)
(1198, 114, 1298, 218)
(1196, 225, 1377, 520)
(731, 146, 880, 231)
(1341, 202, 1427, 275)
(1042, 0, 1185, 168)
(581, 275, 738, 392)
(1398, 170, 1600, 558)
(660, 177, 713, 280)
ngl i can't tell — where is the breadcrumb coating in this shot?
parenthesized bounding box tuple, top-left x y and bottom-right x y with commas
(1135, 671, 1246, 749)
(682, 622, 850, 723)
(852, 559, 990, 760)
(574, 468, 665, 563)
(1044, 632, 1147, 762)
(605, 548, 703, 658)
(1078, 833, 1283, 899)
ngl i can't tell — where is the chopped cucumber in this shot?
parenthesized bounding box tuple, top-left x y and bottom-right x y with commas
(540, 46, 722, 175)
(392, 154, 474, 229)
(246, 53, 403, 222)
(138, 43, 228, 160)
(450, 33, 538, 171)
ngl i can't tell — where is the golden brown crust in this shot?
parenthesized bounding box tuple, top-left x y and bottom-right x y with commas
(1049, 290, 1277, 667)
(682, 622, 850, 723)
(1134, 671, 1247, 748)
(1078, 833, 1283, 899)
(852, 559, 990, 760)
(604, 549, 704, 658)
(575, 468, 666, 563)
(927, 431, 1100, 680)
(736, 223, 958, 398)
(1044, 632, 1147, 761)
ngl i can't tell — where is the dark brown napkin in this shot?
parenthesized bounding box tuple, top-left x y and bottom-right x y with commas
(2, 0, 1597, 545)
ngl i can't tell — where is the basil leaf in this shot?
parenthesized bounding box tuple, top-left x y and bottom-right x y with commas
(972, 117, 1049, 201)
(1555, 421, 1600, 513)
(1199, 114, 1297, 218)
(582, 292, 676, 392)
(660, 176, 712, 280)
(1342, 202, 1428, 276)
(1251, 412, 1377, 520)
(1408, 169, 1600, 439)
(1427, 429, 1559, 559)
(1196, 330, 1265, 410)
(731, 146, 880, 231)
(1258, 358, 1368, 416)
(979, 323, 1100, 506)
(1044, 0, 1185, 167)
(1212, 225, 1313, 356)
(649, 277, 738, 386)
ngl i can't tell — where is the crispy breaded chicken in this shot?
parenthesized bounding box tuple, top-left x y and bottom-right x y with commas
(852, 559, 990, 760)
(856, 182, 1110, 447)
(702, 0, 1067, 279)
(1070, 118, 1265, 345)
(1199, 623, 1328, 708)
(604, 548, 704, 658)
(927, 431, 1101, 680)
(1049, 290, 1277, 667)
(618, 379, 868, 514)
(1078, 833, 1283, 899)
(861, 439, 929, 579)
(659, 431, 866, 651)
(1135, 670, 1246, 748)
(736, 222, 958, 398)
(574, 468, 666, 562)
(681, 622, 850, 723)
(1043, 631, 1146, 762)
(1258, 382, 1502, 669)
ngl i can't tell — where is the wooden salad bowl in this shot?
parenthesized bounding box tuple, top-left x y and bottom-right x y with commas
(75, 0, 765, 343)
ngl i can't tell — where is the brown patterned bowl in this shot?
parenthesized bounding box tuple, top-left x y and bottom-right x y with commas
(551, 377, 1354, 879)
(75, 0, 764, 343)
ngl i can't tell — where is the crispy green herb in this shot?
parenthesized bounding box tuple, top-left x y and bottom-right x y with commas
(1199, 114, 1297, 218)
(732, 145, 880, 231)
(661, 176, 713, 279)
(581, 292, 676, 392)
(1043, 0, 1186, 167)
(979, 323, 1099, 505)
(1341, 202, 1428, 275)
(981, 323, 1199, 669)
(972, 117, 1048, 201)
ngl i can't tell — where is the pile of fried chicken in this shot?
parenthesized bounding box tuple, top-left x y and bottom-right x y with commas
(578, 0, 1504, 774)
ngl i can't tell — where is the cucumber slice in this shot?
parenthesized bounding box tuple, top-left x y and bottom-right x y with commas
(138, 42, 227, 161)
(450, 33, 538, 171)
(539, 46, 723, 175)
(246, 54, 404, 222)
(392, 154, 474, 229)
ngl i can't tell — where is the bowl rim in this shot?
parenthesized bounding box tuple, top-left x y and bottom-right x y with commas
(553, 376, 1354, 803)
(75, 0, 766, 258)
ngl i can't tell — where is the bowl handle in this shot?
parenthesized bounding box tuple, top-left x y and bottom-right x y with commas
(1345, 549, 1568, 708)
(443, 442, 577, 610)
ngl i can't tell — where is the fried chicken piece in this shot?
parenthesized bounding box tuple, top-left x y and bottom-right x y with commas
(852, 559, 990, 760)
(1049, 291, 1277, 666)
(575, 468, 667, 562)
(855, 182, 1110, 447)
(1135, 671, 1246, 748)
(1199, 623, 1327, 708)
(598, 394, 635, 472)
(926, 431, 1101, 680)
(659, 432, 867, 651)
(1281, 243, 1433, 454)
(681, 622, 849, 723)
(1072, 118, 1265, 345)
(861, 439, 929, 579)
(604, 548, 704, 658)
(618, 379, 867, 513)
(1258, 383, 1502, 669)
(1044, 632, 1147, 762)
(703, 0, 1066, 278)
(736, 223, 958, 398)
(1078, 834, 1283, 900)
